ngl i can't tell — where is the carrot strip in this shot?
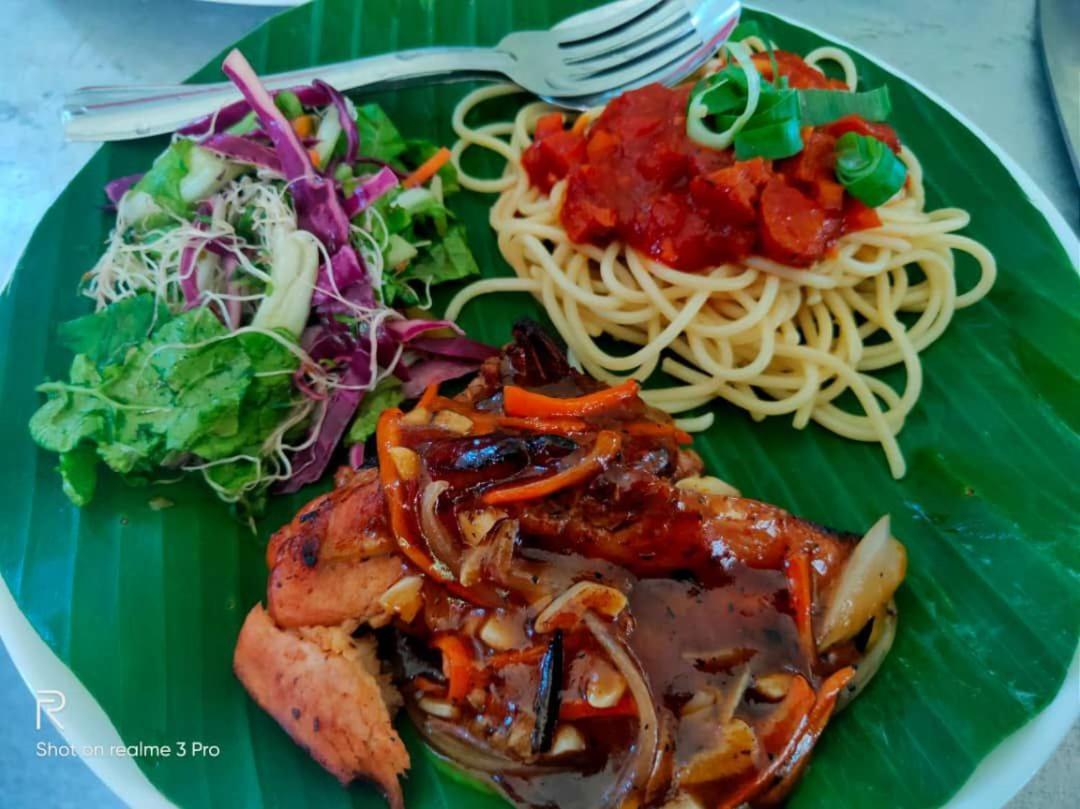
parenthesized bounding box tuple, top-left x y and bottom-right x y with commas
(503, 379, 640, 418)
(377, 408, 451, 580)
(784, 549, 817, 664)
(290, 114, 316, 138)
(418, 383, 440, 411)
(623, 420, 692, 444)
(482, 431, 621, 505)
(432, 635, 474, 701)
(757, 674, 815, 753)
(376, 408, 501, 606)
(307, 148, 321, 169)
(402, 146, 451, 188)
(720, 667, 855, 809)
(484, 645, 547, 670)
(496, 415, 591, 435)
(560, 693, 637, 721)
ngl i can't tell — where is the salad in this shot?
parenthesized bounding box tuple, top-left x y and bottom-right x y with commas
(30, 50, 494, 518)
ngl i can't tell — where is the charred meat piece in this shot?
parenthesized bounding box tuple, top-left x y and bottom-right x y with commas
(266, 468, 406, 628)
(235, 324, 905, 809)
(234, 605, 409, 808)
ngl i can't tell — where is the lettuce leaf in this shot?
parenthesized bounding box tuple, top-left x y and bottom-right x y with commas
(345, 376, 404, 446)
(354, 103, 407, 163)
(133, 138, 195, 218)
(29, 298, 302, 508)
(382, 224, 479, 306)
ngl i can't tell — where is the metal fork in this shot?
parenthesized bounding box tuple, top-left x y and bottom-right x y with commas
(63, 0, 741, 142)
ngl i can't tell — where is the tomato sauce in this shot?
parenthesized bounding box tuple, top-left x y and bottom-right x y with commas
(521, 51, 898, 271)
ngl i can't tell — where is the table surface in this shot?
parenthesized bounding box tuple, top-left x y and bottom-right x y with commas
(0, 1, 1076, 807)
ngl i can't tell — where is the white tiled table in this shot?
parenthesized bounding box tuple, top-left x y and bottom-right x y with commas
(0, 1, 1075, 807)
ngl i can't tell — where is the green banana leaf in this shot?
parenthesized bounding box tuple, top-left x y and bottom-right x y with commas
(1, 2, 1076, 808)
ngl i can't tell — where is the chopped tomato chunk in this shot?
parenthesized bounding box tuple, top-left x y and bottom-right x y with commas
(752, 50, 849, 90)
(522, 129, 587, 193)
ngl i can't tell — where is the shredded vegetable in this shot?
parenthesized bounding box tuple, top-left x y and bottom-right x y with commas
(31, 50, 486, 516)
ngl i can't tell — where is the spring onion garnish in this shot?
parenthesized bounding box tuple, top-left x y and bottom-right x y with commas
(686, 41, 761, 150)
(798, 86, 892, 126)
(834, 132, 907, 207)
(734, 86, 803, 160)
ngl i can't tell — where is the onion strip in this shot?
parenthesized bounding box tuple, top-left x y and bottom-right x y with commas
(583, 611, 660, 806)
(419, 480, 461, 576)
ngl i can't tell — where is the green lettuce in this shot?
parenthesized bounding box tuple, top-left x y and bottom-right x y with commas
(30, 296, 302, 508)
(345, 376, 405, 446)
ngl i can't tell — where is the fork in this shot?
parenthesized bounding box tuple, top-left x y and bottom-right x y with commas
(62, 0, 741, 142)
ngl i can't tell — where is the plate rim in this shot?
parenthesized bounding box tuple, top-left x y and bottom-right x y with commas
(1, 2, 1076, 807)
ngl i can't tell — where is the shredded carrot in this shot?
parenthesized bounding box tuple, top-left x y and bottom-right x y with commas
(402, 146, 451, 189)
(484, 645, 546, 670)
(482, 431, 621, 505)
(496, 415, 591, 436)
(307, 148, 322, 168)
(623, 420, 692, 444)
(377, 409, 448, 578)
(291, 114, 316, 138)
(503, 379, 640, 419)
(432, 634, 475, 701)
(571, 113, 591, 137)
(376, 408, 500, 606)
(784, 549, 816, 664)
(720, 668, 854, 809)
(418, 383, 440, 411)
(560, 693, 637, 721)
(757, 674, 815, 753)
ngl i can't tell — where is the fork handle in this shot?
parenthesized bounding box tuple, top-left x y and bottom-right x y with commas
(62, 47, 515, 142)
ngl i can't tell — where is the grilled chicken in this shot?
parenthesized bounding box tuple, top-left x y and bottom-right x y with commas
(234, 321, 906, 809)
(265, 468, 405, 628)
(234, 605, 409, 808)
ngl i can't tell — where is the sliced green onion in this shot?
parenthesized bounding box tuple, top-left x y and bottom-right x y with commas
(798, 86, 893, 126)
(273, 90, 304, 120)
(735, 118, 804, 160)
(747, 89, 799, 126)
(687, 42, 761, 150)
(834, 132, 907, 207)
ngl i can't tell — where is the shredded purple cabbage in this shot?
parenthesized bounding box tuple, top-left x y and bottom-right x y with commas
(400, 358, 481, 398)
(384, 317, 464, 343)
(178, 84, 332, 137)
(342, 166, 398, 218)
(314, 79, 359, 166)
(408, 335, 500, 363)
(312, 245, 376, 310)
(222, 50, 352, 252)
(278, 358, 371, 494)
(104, 173, 143, 206)
(199, 134, 282, 172)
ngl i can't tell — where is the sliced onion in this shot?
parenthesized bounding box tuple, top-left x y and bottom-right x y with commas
(408, 704, 555, 776)
(817, 515, 907, 650)
(419, 481, 461, 577)
(837, 601, 898, 711)
(583, 611, 660, 807)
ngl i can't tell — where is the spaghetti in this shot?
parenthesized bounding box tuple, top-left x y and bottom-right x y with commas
(446, 42, 995, 478)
